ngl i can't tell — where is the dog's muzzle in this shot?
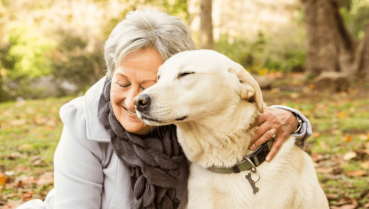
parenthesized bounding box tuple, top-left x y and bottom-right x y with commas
(134, 94, 151, 113)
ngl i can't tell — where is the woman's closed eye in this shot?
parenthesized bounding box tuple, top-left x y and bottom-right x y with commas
(117, 82, 131, 88)
(177, 72, 195, 79)
(117, 82, 146, 91)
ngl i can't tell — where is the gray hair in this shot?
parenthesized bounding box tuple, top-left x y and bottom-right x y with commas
(104, 9, 196, 78)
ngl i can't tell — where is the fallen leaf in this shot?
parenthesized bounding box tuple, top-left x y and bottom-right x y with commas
(345, 135, 352, 143)
(290, 93, 299, 99)
(337, 111, 347, 119)
(332, 167, 344, 175)
(37, 172, 54, 186)
(347, 170, 367, 177)
(2, 152, 22, 160)
(10, 119, 26, 126)
(320, 141, 329, 149)
(343, 151, 357, 161)
(4, 170, 15, 176)
(357, 149, 369, 156)
(270, 88, 281, 94)
(25, 108, 35, 114)
(20, 190, 34, 201)
(0, 171, 6, 186)
(359, 134, 369, 141)
(33, 115, 46, 125)
(312, 132, 321, 138)
(309, 84, 315, 90)
(331, 130, 341, 135)
(331, 205, 356, 209)
(360, 161, 369, 169)
(29, 155, 46, 167)
(335, 196, 353, 206)
(311, 154, 323, 162)
(18, 144, 32, 151)
(326, 194, 339, 200)
(15, 165, 28, 172)
(349, 107, 356, 113)
(14, 175, 36, 187)
(316, 167, 333, 173)
(45, 120, 56, 127)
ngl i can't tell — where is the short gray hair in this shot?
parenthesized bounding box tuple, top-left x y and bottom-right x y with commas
(104, 9, 196, 78)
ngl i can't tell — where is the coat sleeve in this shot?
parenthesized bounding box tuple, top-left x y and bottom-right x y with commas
(53, 102, 105, 209)
(270, 105, 313, 150)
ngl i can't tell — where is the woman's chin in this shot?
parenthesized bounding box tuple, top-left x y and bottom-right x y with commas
(121, 120, 152, 135)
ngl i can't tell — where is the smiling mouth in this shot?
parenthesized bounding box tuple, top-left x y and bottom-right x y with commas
(122, 106, 137, 116)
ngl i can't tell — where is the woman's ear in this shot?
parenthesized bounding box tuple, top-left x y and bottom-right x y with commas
(228, 63, 264, 113)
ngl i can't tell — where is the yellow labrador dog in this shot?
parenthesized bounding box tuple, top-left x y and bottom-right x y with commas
(134, 50, 329, 209)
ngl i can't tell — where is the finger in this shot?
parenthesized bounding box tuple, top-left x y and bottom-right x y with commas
(265, 135, 284, 162)
(250, 128, 276, 150)
(249, 124, 269, 149)
(249, 114, 267, 129)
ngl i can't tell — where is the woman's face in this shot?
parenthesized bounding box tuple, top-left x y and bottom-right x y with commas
(110, 48, 163, 135)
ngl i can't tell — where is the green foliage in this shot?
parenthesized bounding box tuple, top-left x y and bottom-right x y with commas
(338, 0, 353, 9)
(5, 23, 55, 80)
(159, 0, 189, 20)
(51, 33, 105, 95)
(0, 23, 55, 102)
(215, 34, 249, 64)
(339, 0, 369, 40)
(103, 0, 190, 39)
(215, 32, 306, 74)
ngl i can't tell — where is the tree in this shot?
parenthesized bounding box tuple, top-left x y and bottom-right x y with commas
(303, 0, 369, 80)
(200, 0, 214, 49)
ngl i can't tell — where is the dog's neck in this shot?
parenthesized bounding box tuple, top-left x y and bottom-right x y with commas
(175, 101, 259, 168)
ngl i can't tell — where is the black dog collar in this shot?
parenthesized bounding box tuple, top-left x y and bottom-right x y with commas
(207, 139, 274, 174)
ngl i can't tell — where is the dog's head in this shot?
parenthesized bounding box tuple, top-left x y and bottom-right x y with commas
(134, 50, 263, 126)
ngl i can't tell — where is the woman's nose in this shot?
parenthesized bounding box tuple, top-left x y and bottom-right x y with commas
(124, 87, 140, 110)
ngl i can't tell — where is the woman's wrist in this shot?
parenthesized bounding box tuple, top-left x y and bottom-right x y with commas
(293, 114, 303, 134)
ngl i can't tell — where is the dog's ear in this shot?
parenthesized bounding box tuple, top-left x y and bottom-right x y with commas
(228, 63, 264, 113)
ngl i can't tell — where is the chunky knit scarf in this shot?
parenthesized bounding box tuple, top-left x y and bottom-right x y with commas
(98, 77, 185, 209)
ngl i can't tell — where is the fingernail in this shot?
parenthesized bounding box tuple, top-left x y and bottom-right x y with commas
(250, 144, 256, 150)
(266, 156, 271, 162)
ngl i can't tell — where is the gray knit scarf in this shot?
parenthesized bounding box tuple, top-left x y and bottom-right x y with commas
(98, 77, 185, 209)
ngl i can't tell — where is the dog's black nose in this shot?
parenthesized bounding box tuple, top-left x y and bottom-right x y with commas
(134, 94, 151, 111)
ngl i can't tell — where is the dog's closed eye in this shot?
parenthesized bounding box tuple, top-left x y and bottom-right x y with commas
(177, 72, 195, 79)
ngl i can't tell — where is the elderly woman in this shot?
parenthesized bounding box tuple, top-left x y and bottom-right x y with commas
(18, 9, 311, 209)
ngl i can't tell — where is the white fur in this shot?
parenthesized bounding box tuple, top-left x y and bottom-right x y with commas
(136, 50, 329, 209)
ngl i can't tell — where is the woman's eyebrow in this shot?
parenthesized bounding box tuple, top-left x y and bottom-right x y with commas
(141, 79, 157, 84)
(116, 73, 156, 83)
(116, 73, 127, 78)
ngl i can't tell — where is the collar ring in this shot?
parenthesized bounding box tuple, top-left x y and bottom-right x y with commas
(244, 157, 260, 183)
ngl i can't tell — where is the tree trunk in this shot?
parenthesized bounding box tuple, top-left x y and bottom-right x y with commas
(358, 24, 369, 80)
(200, 0, 214, 49)
(303, 0, 369, 80)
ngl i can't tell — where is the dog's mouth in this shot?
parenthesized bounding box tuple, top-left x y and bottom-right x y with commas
(141, 115, 160, 123)
(137, 110, 188, 126)
(136, 111, 162, 125)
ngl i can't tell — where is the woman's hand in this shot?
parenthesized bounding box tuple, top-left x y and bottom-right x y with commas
(249, 106, 298, 162)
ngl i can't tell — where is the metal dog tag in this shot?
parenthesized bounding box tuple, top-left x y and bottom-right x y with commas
(245, 173, 259, 194)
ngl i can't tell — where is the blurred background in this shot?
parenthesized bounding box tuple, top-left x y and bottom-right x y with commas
(0, 0, 368, 208)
